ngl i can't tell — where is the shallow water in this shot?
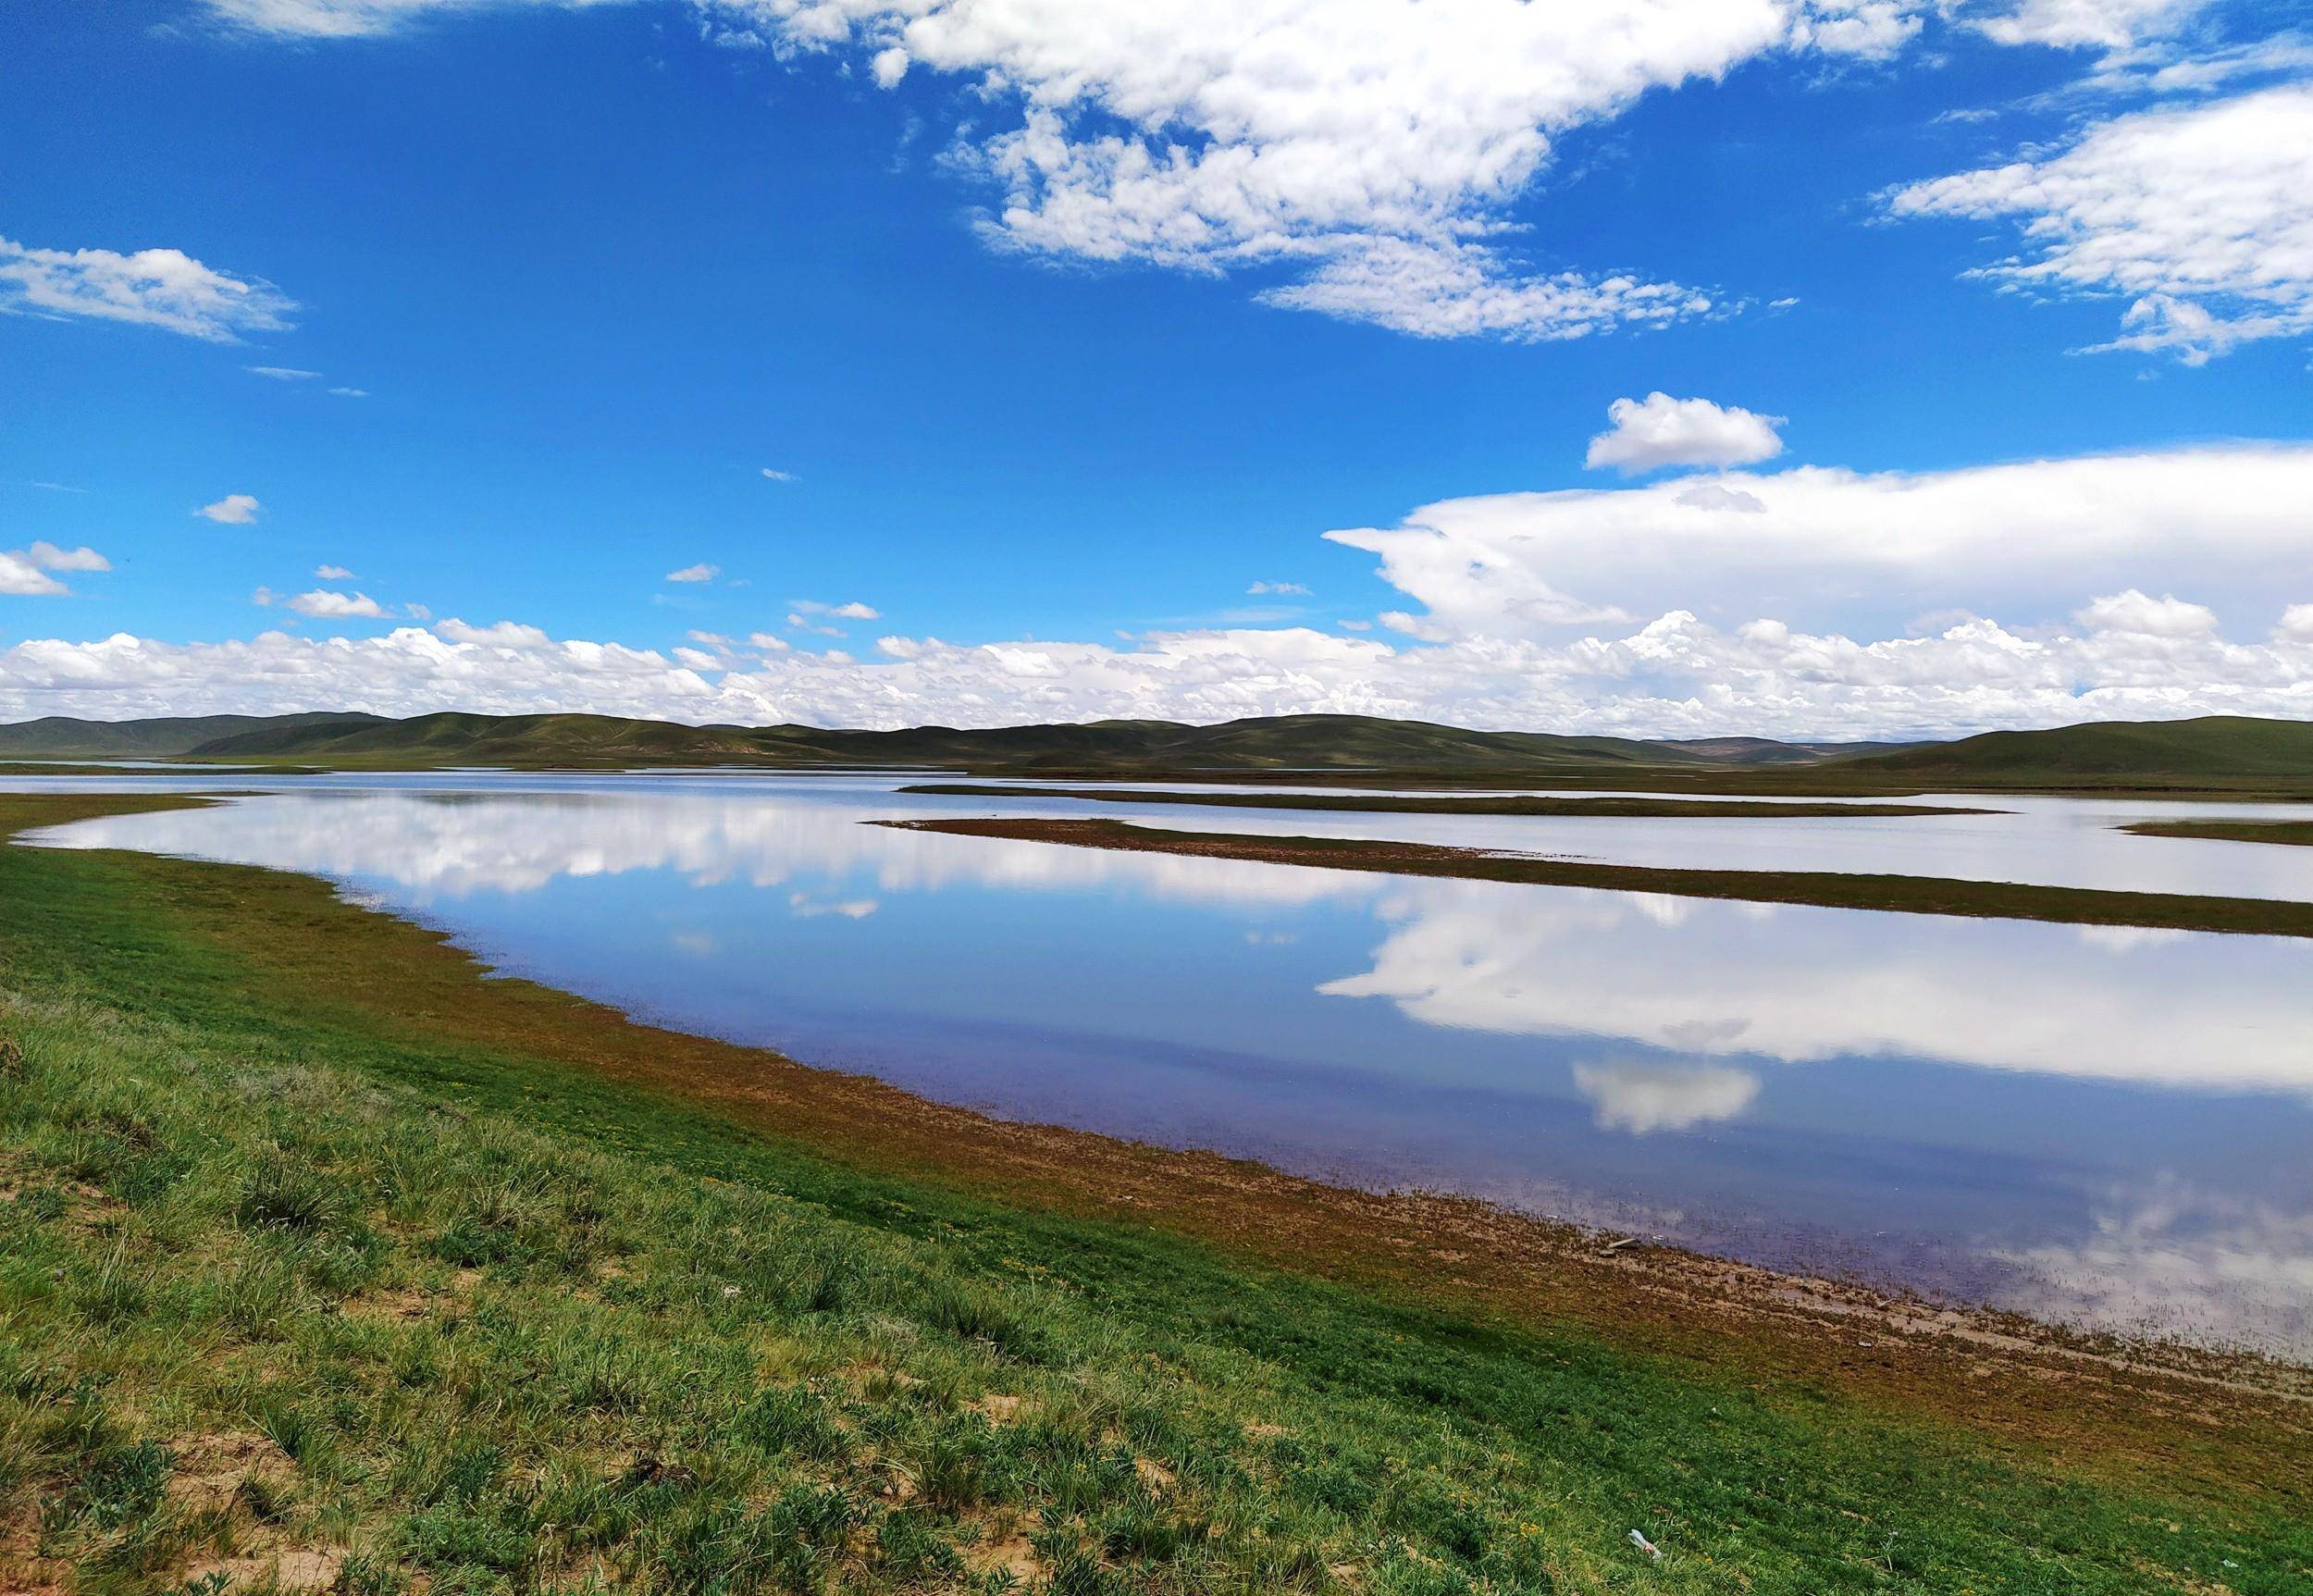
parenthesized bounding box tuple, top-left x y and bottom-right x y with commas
(20, 773, 2313, 1355)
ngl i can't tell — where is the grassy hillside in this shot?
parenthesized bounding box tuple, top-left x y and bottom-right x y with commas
(1, 791, 2305, 1595)
(1846, 715, 2313, 784)
(187, 711, 1771, 773)
(0, 712, 382, 760)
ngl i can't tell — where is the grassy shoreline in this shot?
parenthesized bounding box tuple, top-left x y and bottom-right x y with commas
(884, 816, 2313, 940)
(2122, 819, 2313, 847)
(897, 786, 2000, 819)
(4, 793, 2308, 1592)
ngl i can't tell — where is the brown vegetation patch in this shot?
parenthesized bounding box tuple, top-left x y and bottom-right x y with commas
(165, 1430, 296, 1516)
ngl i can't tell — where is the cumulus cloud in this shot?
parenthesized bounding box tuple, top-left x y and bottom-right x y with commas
(2075, 588, 2216, 637)
(0, 541, 107, 597)
(197, 493, 262, 525)
(665, 563, 720, 583)
(1327, 444, 2313, 639)
(662, 1, 1940, 341)
(315, 563, 355, 579)
(3, 600, 2311, 740)
(288, 588, 389, 618)
(1571, 1059, 1763, 1133)
(26, 542, 111, 574)
(1887, 84, 2313, 362)
(0, 238, 295, 341)
(1584, 392, 1786, 475)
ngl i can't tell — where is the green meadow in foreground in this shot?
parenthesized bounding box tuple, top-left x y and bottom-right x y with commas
(2, 795, 2307, 1594)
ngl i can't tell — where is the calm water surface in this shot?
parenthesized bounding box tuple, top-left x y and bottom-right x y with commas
(22, 773, 2313, 1355)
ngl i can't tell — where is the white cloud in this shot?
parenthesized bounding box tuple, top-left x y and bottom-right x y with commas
(1327, 444, 2313, 639)
(665, 563, 721, 583)
(3, 596, 2311, 741)
(761, 467, 797, 481)
(1571, 1059, 1762, 1134)
(193, 0, 612, 36)
(2074, 588, 2216, 637)
(435, 618, 550, 647)
(792, 598, 879, 620)
(2282, 604, 2313, 644)
(674, 1, 1929, 341)
(0, 557, 65, 598)
(0, 238, 295, 342)
(1965, 0, 2209, 50)
(1887, 84, 2313, 362)
(27, 542, 110, 573)
(196, 493, 263, 525)
(246, 365, 319, 380)
(315, 563, 355, 579)
(328, 386, 369, 398)
(1584, 392, 1786, 475)
(288, 588, 388, 618)
(1248, 580, 1311, 596)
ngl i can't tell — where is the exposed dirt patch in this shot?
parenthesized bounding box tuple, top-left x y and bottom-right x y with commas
(969, 1392, 1024, 1424)
(961, 1513, 1045, 1586)
(180, 1546, 343, 1591)
(165, 1430, 295, 1516)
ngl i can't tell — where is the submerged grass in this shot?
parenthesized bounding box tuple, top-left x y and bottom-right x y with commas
(895, 786, 1997, 819)
(885, 816, 2313, 940)
(1, 793, 2307, 1593)
(2121, 819, 2313, 847)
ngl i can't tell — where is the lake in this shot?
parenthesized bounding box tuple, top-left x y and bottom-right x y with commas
(20, 771, 2313, 1355)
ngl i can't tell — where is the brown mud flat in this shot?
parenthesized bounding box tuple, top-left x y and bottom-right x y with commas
(899, 783, 2003, 819)
(885, 814, 2313, 940)
(6, 792, 2308, 1503)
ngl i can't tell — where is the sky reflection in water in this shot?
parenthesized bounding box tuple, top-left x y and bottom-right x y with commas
(31, 778, 2313, 1355)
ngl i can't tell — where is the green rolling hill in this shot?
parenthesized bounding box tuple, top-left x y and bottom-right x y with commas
(1842, 715, 2313, 785)
(0, 711, 384, 759)
(2, 708, 2306, 789)
(180, 709, 1882, 773)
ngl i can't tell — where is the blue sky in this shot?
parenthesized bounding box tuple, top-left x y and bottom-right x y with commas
(4, 0, 2310, 736)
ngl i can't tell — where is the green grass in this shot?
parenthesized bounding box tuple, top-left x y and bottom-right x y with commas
(1846, 715, 2313, 786)
(2, 797, 2307, 1593)
(2121, 819, 2313, 847)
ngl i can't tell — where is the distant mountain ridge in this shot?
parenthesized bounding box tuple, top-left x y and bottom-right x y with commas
(2, 709, 2307, 787)
(184, 710, 1855, 772)
(1841, 716, 2313, 782)
(0, 711, 385, 759)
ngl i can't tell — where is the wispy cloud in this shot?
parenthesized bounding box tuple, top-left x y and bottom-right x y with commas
(665, 563, 721, 583)
(0, 237, 294, 341)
